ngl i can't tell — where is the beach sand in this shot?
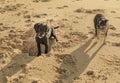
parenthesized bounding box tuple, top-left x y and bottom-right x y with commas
(0, 0, 120, 83)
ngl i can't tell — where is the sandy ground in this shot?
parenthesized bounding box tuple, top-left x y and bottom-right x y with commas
(0, 0, 120, 83)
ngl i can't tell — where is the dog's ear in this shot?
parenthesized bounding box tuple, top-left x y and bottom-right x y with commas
(34, 23, 40, 33)
(105, 19, 108, 23)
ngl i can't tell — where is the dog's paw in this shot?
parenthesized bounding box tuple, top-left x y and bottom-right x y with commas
(37, 53, 42, 57)
(46, 53, 51, 57)
(92, 36, 95, 39)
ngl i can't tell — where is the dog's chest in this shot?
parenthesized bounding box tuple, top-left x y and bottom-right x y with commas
(99, 26, 107, 35)
(46, 28, 52, 38)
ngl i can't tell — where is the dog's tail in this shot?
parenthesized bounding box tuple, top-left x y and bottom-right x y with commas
(54, 26, 59, 29)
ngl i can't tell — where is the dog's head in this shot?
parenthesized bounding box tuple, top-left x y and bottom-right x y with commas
(99, 19, 108, 26)
(34, 23, 48, 37)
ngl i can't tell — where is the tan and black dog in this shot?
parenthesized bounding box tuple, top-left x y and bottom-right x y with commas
(94, 14, 109, 44)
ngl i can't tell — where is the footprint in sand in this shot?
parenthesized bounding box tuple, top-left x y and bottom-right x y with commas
(109, 25, 116, 30)
(111, 10, 116, 13)
(3, 4, 24, 11)
(115, 17, 120, 19)
(23, 15, 33, 27)
(31, 80, 38, 83)
(112, 43, 120, 47)
(32, 0, 51, 3)
(56, 5, 68, 9)
(33, 14, 41, 18)
(110, 33, 120, 37)
(74, 8, 104, 14)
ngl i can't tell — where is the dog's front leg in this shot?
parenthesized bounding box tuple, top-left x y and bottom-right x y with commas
(45, 43, 49, 54)
(95, 27, 99, 39)
(36, 37, 41, 56)
(37, 42, 41, 56)
(95, 27, 97, 37)
(94, 24, 99, 38)
(94, 23, 97, 37)
(103, 27, 109, 45)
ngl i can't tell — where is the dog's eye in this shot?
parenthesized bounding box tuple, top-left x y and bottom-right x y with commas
(100, 20, 107, 26)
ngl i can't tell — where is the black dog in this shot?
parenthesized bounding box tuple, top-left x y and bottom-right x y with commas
(34, 23, 58, 56)
(94, 14, 109, 44)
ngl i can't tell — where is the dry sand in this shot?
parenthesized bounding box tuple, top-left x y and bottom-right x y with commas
(0, 0, 120, 83)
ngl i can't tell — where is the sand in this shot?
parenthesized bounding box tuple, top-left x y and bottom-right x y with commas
(0, 0, 120, 83)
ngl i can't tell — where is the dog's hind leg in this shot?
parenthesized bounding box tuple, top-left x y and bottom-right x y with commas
(94, 23, 99, 39)
(37, 42, 41, 56)
(95, 28, 98, 37)
(45, 43, 49, 54)
(51, 28, 58, 41)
